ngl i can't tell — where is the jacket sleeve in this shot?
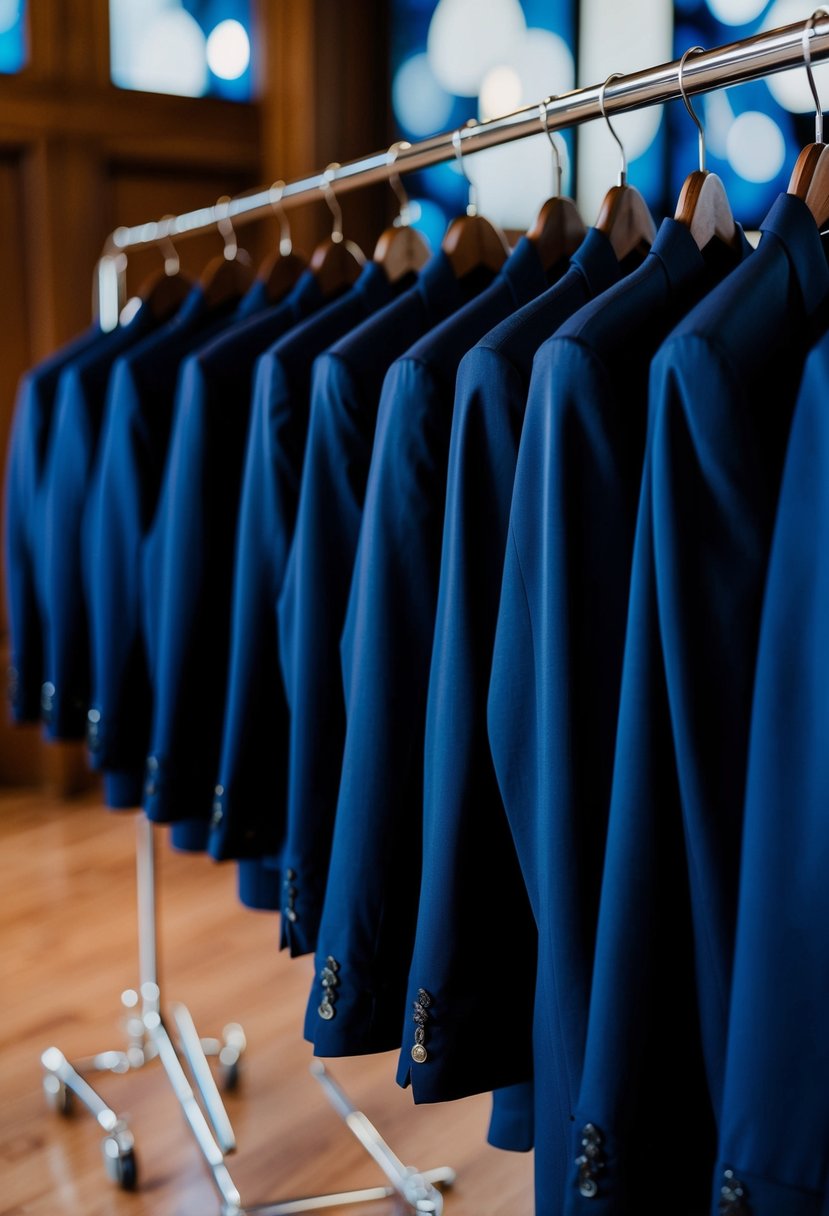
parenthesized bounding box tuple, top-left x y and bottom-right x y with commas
(87, 359, 152, 807)
(4, 376, 43, 721)
(710, 352, 829, 1216)
(397, 345, 537, 1107)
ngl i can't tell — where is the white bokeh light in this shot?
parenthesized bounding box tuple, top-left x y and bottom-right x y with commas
(479, 28, 575, 120)
(472, 133, 572, 229)
(763, 0, 829, 111)
(480, 65, 523, 120)
(132, 8, 208, 97)
(427, 0, 526, 96)
(576, 0, 672, 216)
(393, 52, 455, 135)
(0, 0, 21, 36)
(206, 19, 250, 80)
(110, 0, 171, 89)
(726, 110, 786, 181)
(707, 0, 770, 24)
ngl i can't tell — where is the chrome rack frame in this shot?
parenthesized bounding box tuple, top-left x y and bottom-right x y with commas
(41, 816, 455, 1214)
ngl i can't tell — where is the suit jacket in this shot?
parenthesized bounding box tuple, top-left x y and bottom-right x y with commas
(274, 252, 490, 956)
(4, 324, 101, 723)
(42, 304, 161, 739)
(305, 238, 552, 1058)
(397, 231, 623, 1131)
(488, 219, 751, 1216)
(567, 196, 824, 1216)
(712, 324, 829, 1216)
(86, 286, 243, 810)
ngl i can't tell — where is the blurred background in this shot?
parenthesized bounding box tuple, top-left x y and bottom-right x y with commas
(0, 0, 821, 787)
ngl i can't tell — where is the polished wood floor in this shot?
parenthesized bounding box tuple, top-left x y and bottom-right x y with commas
(0, 789, 533, 1216)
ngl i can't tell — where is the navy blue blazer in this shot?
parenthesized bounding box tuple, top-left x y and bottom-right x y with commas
(712, 325, 829, 1216)
(304, 238, 552, 1058)
(141, 268, 343, 838)
(567, 196, 824, 1216)
(397, 231, 623, 1128)
(4, 324, 102, 723)
(42, 304, 162, 739)
(86, 286, 243, 810)
(488, 219, 751, 1216)
(145, 264, 398, 882)
(274, 252, 491, 956)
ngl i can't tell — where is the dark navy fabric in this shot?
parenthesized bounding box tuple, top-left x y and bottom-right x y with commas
(42, 304, 161, 739)
(4, 325, 102, 724)
(711, 325, 829, 1216)
(396, 231, 623, 1123)
(86, 287, 243, 810)
(274, 252, 486, 957)
(488, 219, 751, 1216)
(304, 238, 552, 1058)
(141, 268, 343, 839)
(566, 195, 826, 1216)
(145, 264, 398, 881)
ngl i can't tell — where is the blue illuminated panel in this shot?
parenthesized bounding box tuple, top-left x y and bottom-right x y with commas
(110, 0, 253, 101)
(0, 1, 27, 75)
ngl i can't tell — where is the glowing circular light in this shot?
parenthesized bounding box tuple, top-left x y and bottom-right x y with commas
(763, 0, 829, 111)
(393, 52, 455, 135)
(480, 65, 523, 120)
(0, 0, 20, 36)
(206, 18, 250, 80)
(132, 9, 208, 97)
(706, 0, 770, 23)
(427, 0, 526, 96)
(726, 110, 786, 181)
(409, 197, 445, 250)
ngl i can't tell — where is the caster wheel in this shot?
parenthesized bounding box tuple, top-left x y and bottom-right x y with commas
(102, 1129, 138, 1191)
(219, 1058, 240, 1093)
(43, 1073, 73, 1116)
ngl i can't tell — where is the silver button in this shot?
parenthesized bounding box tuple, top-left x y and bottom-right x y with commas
(146, 755, 159, 773)
(214, 783, 224, 796)
(286, 908, 297, 922)
(210, 807, 223, 826)
(326, 956, 339, 972)
(416, 988, 432, 1008)
(411, 1043, 428, 1064)
(578, 1177, 598, 1199)
(318, 1001, 334, 1020)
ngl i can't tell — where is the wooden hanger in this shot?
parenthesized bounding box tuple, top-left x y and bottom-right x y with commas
(138, 223, 193, 321)
(788, 13, 829, 231)
(373, 143, 431, 282)
(257, 181, 307, 302)
(595, 74, 656, 260)
(527, 100, 586, 271)
(309, 164, 366, 298)
(673, 47, 741, 252)
(442, 127, 510, 278)
(201, 197, 255, 309)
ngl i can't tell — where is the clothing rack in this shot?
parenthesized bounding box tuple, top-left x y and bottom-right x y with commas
(44, 14, 829, 1216)
(97, 14, 829, 329)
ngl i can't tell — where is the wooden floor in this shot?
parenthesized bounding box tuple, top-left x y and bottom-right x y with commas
(0, 789, 533, 1216)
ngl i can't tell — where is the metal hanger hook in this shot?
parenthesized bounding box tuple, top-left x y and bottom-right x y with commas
(387, 141, 413, 227)
(320, 164, 344, 244)
(803, 10, 829, 144)
(156, 216, 180, 276)
(452, 125, 479, 217)
(598, 73, 627, 188)
(215, 195, 238, 260)
(539, 98, 563, 198)
(268, 181, 293, 256)
(678, 46, 707, 173)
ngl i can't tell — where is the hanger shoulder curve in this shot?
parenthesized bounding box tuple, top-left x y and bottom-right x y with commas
(201, 255, 255, 309)
(309, 237, 365, 298)
(138, 269, 193, 322)
(596, 184, 656, 262)
(789, 142, 829, 231)
(258, 250, 307, 303)
(527, 196, 586, 271)
(373, 225, 430, 283)
(675, 169, 740, 251)
(441, 214, 510, 278)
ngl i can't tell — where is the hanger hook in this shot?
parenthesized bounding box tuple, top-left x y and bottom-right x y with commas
(598, 73, 627, 188)
(156, 216, 180, 276)
(803, 10, 828, 144)
(215, 195, 239, 261)
(268, 180, 293, 256)
(387, 140, 413, 227)
(320, 164, 344, 244)
(539, 97, 563, 198)
(452, 125, 479, 217)
(678, 46, 707, 173)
